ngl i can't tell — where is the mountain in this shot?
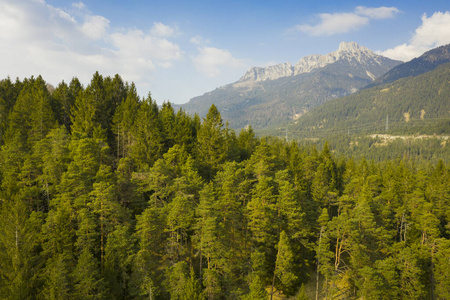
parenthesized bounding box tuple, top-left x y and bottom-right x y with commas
(239, 41, 392, 82)
(289, 62, 450, 138)
(182, 42, 401, 129)
(365, 43, 450, 89)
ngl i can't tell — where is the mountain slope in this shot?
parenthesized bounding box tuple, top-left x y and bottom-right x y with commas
(182, 42, 401, 129)
(290, 63, 450, 138)
(365, 43, 450, 89)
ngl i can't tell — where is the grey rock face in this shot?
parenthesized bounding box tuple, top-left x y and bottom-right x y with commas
(239, 42, 388, 83)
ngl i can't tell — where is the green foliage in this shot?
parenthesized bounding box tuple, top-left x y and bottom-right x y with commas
(243, 274, 268, 300)
(0, 72, 449, 299)
(0, 199, 43, 299)
(130, 93, 163, 170)
(73, 248, 104, 299)
(196, 104, 227, 180)
(274, 231, 298, 295)
(52, 81, 75, 132)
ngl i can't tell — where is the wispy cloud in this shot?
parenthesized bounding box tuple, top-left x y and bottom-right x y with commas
(355, 6, 400, 19)
(380, 11, 450, 61)
(150, 22, 178, 37)
(290, 6, 399, 36)
(192, 47, 245, 77)
(190, 35, 210, 46)
(72, 2, 85, 10)
(294, 13, 369, 36)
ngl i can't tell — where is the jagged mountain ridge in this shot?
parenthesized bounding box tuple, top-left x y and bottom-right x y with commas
(182, 42, 402, 130)
(239, 42, 387, 82)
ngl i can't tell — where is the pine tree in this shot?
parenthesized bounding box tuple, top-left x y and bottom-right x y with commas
(5, 76, 57, 148)
(243, 274, 268, 300)
(52, 81, 75, 131)
(173, 108, 198, 153)
(103, 224, 135, 299)
(112, 83, 140, 159)
(275, 170, 305, 240)
(89, 164, 125, 266)
(196, 104, 227, 180)
(315, 208, 333, 300)
(131, 203, 167, 298)
(195, 183, 218, 293)
(33, 126, 70, 207)
(41, 253, 73, 300)
(0, 199, 44, 299)
(272, 231, 298, 297)
(130, 93, 163, 170)
(73, 247, 104, 299)
(165, 261, 202, 300)
(237, 125, 259, 161)
(70, 90, 98, 139)
(247, 175, 277, 247)
(103, 74, 127, 152)
(160, 101, 176, 151)
(434, 238, 450, 299)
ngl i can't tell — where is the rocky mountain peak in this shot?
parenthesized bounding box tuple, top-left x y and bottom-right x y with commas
(239, 41, 390, 83)
(338, 41, 366, 52)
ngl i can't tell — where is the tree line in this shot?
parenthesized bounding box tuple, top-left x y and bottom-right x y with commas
(0, 73, 449, 299)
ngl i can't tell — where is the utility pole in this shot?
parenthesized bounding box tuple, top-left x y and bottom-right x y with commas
(385, 115, 389, 132)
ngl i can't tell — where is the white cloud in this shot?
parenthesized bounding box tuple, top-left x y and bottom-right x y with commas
(192, 47, 245, 77)
(150, 22, 176, 37)
(72, 2, 85, 10)
(81, 15, 110, 40)
(0, 0, 184, 96)
(110, 29, 182, 61)
(190, 35, 210, 46)
(292, 6, 399, 36)
(355, 6, 399, 19)
(380, 11, 450, 61)
(295, 13, 369, 36)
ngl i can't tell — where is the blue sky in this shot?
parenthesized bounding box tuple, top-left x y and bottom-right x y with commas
(1, 0, 450, 104)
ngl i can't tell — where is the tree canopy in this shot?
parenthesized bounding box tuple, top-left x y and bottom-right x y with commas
(0, 73, 449, 299)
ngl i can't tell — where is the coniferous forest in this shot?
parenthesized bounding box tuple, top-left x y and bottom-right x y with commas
(1, 73, 450, 300)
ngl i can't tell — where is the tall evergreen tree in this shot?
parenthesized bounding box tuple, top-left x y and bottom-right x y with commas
(73, 247, 104, 299)
(0, 199, 43, 299)
(130, 93, 163, 170)
(6, 76, 57, 148)
(112, 83, 140, 159)
(196, 104, 227, 180)
(52, 81, 75, 132)
(272, 231, 298, 297)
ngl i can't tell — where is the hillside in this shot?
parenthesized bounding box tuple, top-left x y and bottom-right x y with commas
(182, 42, 401, 129)
(289, 62, 450, 138)
(259, 63, 450, 163)
(365, 43, 450, 89)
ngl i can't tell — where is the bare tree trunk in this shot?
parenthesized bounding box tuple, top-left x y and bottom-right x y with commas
(316, 227, 323, 300)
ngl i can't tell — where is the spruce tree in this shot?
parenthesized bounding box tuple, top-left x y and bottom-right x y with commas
(196, 104, 227, 180)
(130, 93, 163, 170)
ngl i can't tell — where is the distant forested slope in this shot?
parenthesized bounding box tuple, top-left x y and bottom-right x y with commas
(365, 43, 450, 89)
(291, 63, 450, 137)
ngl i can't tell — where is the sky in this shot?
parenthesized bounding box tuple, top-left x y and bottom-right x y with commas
(1, 0, 450, 104)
